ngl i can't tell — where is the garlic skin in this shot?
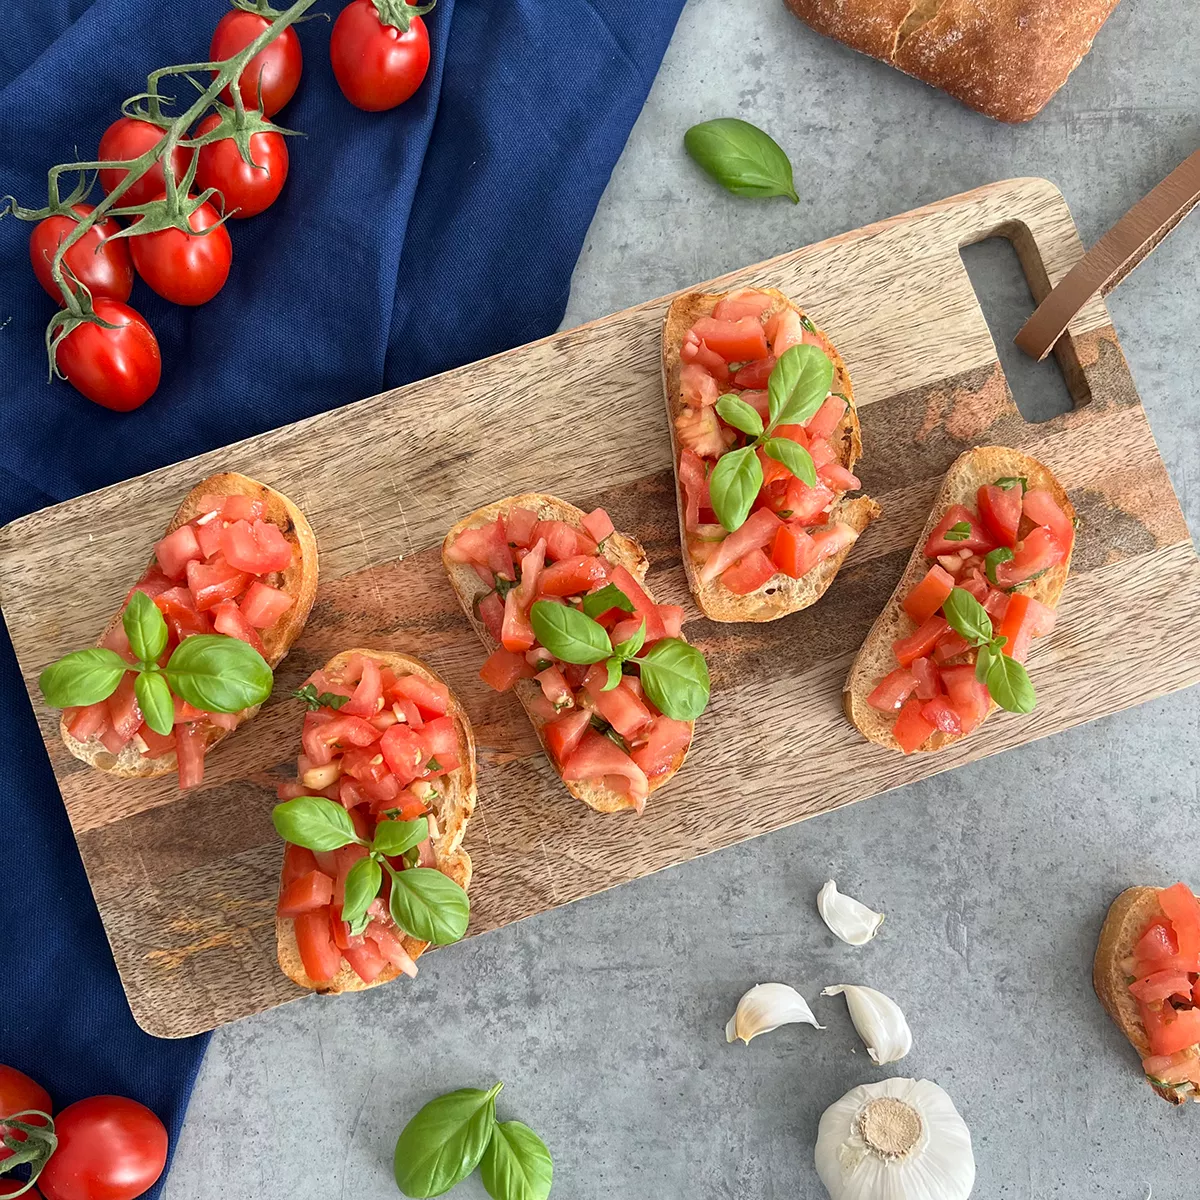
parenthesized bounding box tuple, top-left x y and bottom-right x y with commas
(725, 983, 825, 1045)
(817, 880, 885, 946)
(815, 1077, 975, 1200)
(822, 984, 912, 1065)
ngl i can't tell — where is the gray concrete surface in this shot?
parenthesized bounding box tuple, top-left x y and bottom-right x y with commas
(164, 1, 1200, 1196)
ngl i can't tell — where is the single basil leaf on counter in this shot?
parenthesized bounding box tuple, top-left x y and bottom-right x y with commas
(123, 589, 168, 664)
(530, 601, 612, 665)
(373, 816, 429, 858)
(165, 634, 272, 713)
(767, 343, 834, 428)
(39, 647, 130, 708)
(341, 856, 382, 929)
(581, 583, 633, 619)
(683, 117, 798, 203)
(762, 437, 817, 487)
(613, 619, 646, 661)
(394, 1083, 503, 1200)
(985, 651, 1036, 714)
(134, 670, 174, 737)
(994, 476, 1028, 492)
(601, 657, 622, 691)
(942, 588, 993, 648)
(709, 445, 763, 533)
(272, 795, 358, 852)
(388, 866, 471, 945)
(715, 393, 764, 438)
(638, 638, 710, 721)
(983, 546, 1014, 586)
(481, 1120, 554, 1200)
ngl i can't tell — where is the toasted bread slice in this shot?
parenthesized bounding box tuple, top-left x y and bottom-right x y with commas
(1094, 886, 1200, 1105)
(844, 447, 1074, 752)
(662, 287, 880, 623)
(60, 472, 318, 779)
(276, 649, 476, 995)
(442, 493, 693, 815)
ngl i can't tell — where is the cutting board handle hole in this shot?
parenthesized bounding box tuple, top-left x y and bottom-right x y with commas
(960, 236, 1090, 423)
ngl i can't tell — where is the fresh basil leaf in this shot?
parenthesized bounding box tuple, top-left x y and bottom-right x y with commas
(601, 657, 622, 691)
(39, 647, 130, 708)
(134, 669, 174, 737)
(481, 1120, 553, 1200)
(763, 437, 817, 487)
(272, 795, 358, 851)
(394, 1083, 503, 1199)
(529, 601, 612, 665)
(613, 618, 646, 661)
(683, 117, 798, 203)
(638, 638, 710, 721)
(165, 634, 272, 714)
(347, 911, 371, 937)
(974, 642, 996, 684)
(709, 445, 762, 532)
(942, 588, 993, 648)
(123, 589, 168, 664)
(715, 393, 764, 438)
(943, 521, 971, 543)
(984, 651, 1037, 714)
(983, 546, 1014, 586)
(341, 855, 382, 928)
(292, 683, 349, 712)
(995, 476, 1027, 491)
(373, 817, 428, 857)
(388, 866, 471, 945)
(767, 343, 834, 428)
(581, 583, 633, 619)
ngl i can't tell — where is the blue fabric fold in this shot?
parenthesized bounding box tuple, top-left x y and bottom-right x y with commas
(0, 0, 682, 1190)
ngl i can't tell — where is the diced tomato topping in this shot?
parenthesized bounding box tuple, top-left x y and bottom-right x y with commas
(911, 656, 938, 700)
(893, 697, 935, 754)
(766, 308, 804, 356)
(818, 462, 860, 492)
(186, 557, 249, 612)
(155, 524, 203, 581)
(893, 615, 948, 667)
(924, 505, 996, 557)
(294, 908, 342, 982)
(1159, 883, 1200, 967)
(712, 288, 774, 322)
(902, 565, 955, 625)
(920, 695, 962, 735)
(940, 665, 990, 734)
(811, 522, 859, 565)
(220, 518, 293, 575)
(544, 709, 593, 767)
(732, 356, 775, 388)
(127, 567, 174, 606)
(212, 494, 263, 522)
(957, 569, 988, 603)
(680, 329, 732, 383)
(340, 745, 389, 784)
(699, 508, 783, 584)
(211, 599, 267, 656)
(367, 921, 419, 978)
(477, 591, 505, 641)
(194, 516, 224, 560)
(106, 673, 142, 741)
(997, 592, 1032, 661)
(1129, 969, 1195, 1005)
(501, 589, 535, 653)
(1023, 489, 1074, 554)
(977, 484, 1022, 547)
(417, 715, 458, 762)
(240, 580, 292, 628)
(994, 526, 1066, 588)
(447, 520, 515, 582)
(721, 548, 776, 594)
(156, 585, 211, 640)
(535, 665, 574, 712)
(66, 701, 109, 741)
(343, 938, 387, 984)
(777, 478, 835, 526)
(690, 315, 769, 363)
(532, 520, 597, 561)
(176, 722, 207, 789)
(506, 507, 539, 548)
(631, 717, 692, 780)
(770, 524, 816, 579)
(379, 724, 428, 785)
(680, 361, 720, 408)
(135, 724, 174, 756)
(657, 605, 684, 638)
(98, 724, 129, 754)
(389, 674, 450, 719)
(1136, 919, 1180, 969)
(982, 587, 1009, 623)
(479, 647, 535, 692)
(608, 565, 666, 641)
(582, 508, 614, 545)
(867, 667, 918, 712)
(584, 665, 653, 739)
(678, 449, 711, 531)
(804, 395, 846, 440)
(538, 555, 608, 597)
(340, 654, 383, 718)
(932, 629, 971, 664)
(302, 713, 379, 767)
(562, 732, 649, 808)
(277, 869, 334, 916)
(1143, 1003, 1200, 1058)
(758, 445, 793, 488)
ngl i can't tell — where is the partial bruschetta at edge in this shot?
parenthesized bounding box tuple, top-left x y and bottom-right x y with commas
(443, 494, 710, 815)
(662, 286, 880, 622)
(844, 447, 1075, 753)
(273, 649, 475, 995)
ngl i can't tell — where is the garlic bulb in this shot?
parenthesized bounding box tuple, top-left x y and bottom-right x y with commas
(822, 984, 912, 1065)
(725, 983, 824, 1045)
(815, 1077, 975, 1200)
(817, 880, 885, 946)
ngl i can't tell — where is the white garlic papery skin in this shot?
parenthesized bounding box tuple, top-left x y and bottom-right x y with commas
(725, 983, 825, 1045)
(815, 1077, 975, 1200)
(822, 984, 912, 1065)
(817, 880, 885, 946)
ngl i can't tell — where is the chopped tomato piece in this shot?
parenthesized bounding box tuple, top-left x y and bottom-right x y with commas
(766, 308, 804, 356)
(631, 717, 692, 780)
(127, 566, 174, 605)
(278, 869, 334, 916)
(294, 907, 342, 982)
(997, 592, 1032, 661)
(902, 565, 955, 625)
(99, 724, 130, 754)
(807, 438, 836, 470)
(608, 564, 666, 641)
(340, 654, 383, 718)
(712, 288, 773, 321)
(805, 395, 846, 440)
(367, 922, 418, 978)
(771, 524, 817, 579)
(538, 555, 608, 597)
(690, 315, 769, 362)
(911, 656, 938, 700)
(813, 523, 860, 565)
(220, 518, 292, 574)
(536, 665, 574, 711)
(867, 667, 918, 712)
(582, 508, 614, 545)
(678, 449, 711, 531)
(982, 587, 1009, 623)
(940, 665, 990, 734)
(447, 520, 515, 582)
(544, 709, 593, 766)
(194, 516, 224, 560)
(994, 526, 1065, 588)
(186, 557, 249, 612)
(699, 508, 783, 584)
(818, 462, 860, 492)
(107, 673, 142, 741)
(417, 715, 457, 762)
(501, 588, 536, 652)
(1023, 489, 1074, 553)
(562, 732, 649, 808)
(732, 356, 775, 388)
(680, 361, 720, 408)
(1135, 919, 1180, 970)
(532, 520, 596, 561)
(66, 701, 108, 741)
(893, 697, 935, 754)
(217, 494, 265, 522)
(722, 548, 776, 594)
(584, 665, 653, 739)
(977, 484, 1022, 547)
(340, 746, 390, 784)
(932, 629, 971, 664)
(675, 405, 731, 459)
(176, 721, 207, 789)
(479, 647, 535, 691)
(477, 591, 505, 640)
(957, 568, 988, 603)
(240, 580, 292, 628)
(924, 505, 996, 557)
(1158, 883, 1200, 967)
(777, 478, 835, 525)
(211, 599, 267, 656)
(138, 724, 176, 756)
(389, 674, 450, 719)
(758, 445, 793, 488)
(505, 507, 539, 548)
(680, 328, 732, 383)
(893, 615, 948, 667)
(156, 585, 212, 639)
(380, 725, 425, 785)
(281, 843, 319, 886)
(1129, 969, 1195, 1005)
(1142, 1003, 1200, 1058)
(155, 524, 203, 580)
(343, 937, 387, 984)
(657, 605, 684, 638)
(920, 695, 962, 735)
(302, 714, 380, 766)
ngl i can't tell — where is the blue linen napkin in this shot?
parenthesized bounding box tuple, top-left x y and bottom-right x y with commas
(0, 0, 683, 1190)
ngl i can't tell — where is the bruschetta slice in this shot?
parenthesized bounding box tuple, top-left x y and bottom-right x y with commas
(1094, 883, 1200, 1105)
(274, 649, 475, 995)
(662, 286, 880, 622)
(56, 472, 317, 787)
(443, 494, 709, 815)
(844, 447, 1074, 753)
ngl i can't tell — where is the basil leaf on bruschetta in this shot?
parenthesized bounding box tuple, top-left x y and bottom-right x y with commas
(133, 670, 174, 737)
(273, 794, 359, 851)
(581, 583, 633, 620)
(386, 866, 470, 946)
(163, 634, 273, 713)
(638, 639, 711, 722)
(123, 590, 168, 663)
(768, 342, 833, 428)
(39, 647, 130, 707)
(530, 600, 612, 665)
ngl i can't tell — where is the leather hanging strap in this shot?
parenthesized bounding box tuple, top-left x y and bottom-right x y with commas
(1015, 148, 1200, 361)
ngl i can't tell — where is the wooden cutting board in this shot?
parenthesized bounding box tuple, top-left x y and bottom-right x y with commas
(3, 178, 1199, 1038)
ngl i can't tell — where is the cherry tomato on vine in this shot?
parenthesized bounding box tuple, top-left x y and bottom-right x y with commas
(35, 1096, 167, 1200)
(97, 118, 192, 209)
(210, 10, 303, 117)
(330, 0, 434, 111)
(28, 204, 134, 305)
(55, 300, 161, 412)
(129, 200, 233, 306)
(193, 114, 289, 218)
(0, 1064, 51, 1166)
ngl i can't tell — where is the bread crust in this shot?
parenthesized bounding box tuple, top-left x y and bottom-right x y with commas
(784, 0, 1121, 124)
(662, 288, 880, 624)
(1093, 885, 1199, 1105)
(59, 472, 318, 779)
(442, 493, 694, 814)
(275, 649, 476, 995)
(844, 447, 1073, 752)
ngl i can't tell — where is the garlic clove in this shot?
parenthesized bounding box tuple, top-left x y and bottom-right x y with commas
(725, 982, 825, 1045)
(822, 984, 912, 1065)
(817, 880, 885, 946)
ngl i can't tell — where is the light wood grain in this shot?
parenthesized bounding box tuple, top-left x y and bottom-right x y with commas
(1, 178, 1197, 1037)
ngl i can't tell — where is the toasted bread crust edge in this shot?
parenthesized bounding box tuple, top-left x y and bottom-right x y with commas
(58, 472, 319, 779)
(843, 447, 1074, 753)
(661, 288, 880, 624)
(276, 649, 476, 996)
(441, 493, 694, 814)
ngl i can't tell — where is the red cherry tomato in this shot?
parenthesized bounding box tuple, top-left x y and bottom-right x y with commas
(97, 118, 192, 208)
(193, 113, 289, 218)
(35, 1096, 167, 1200)
(330, 0, 431, 112)
(55, 300, 161, 412)
(28, 204, 134, 305)
(129, 201, 233, 306)
(209, 11, 303, 117)
(0, 1064, 51, 1166)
